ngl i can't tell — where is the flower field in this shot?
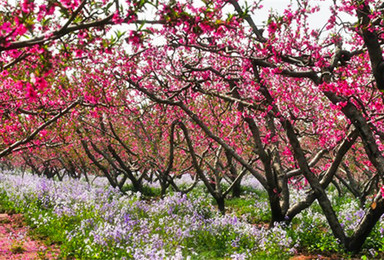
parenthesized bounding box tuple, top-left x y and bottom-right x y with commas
(3, 0, 384, 258)
(0, 171, 383, 259)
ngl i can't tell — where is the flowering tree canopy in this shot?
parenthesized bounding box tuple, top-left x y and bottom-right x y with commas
(2, 0, 384, 252)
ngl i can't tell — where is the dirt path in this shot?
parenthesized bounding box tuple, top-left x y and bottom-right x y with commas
(0, 213, 59, 260)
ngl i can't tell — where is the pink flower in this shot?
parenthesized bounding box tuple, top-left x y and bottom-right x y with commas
(78, 31, 88, 39)
(34, 77, 48, 90)
(112, 12, 124, 25)
(284, 10, 294, 23)
(37, 5, 47, 21)
(15, 24, 27, 36)
(0, 22, 12, 33)
(60, 0, 73, 8)
(39, 129, 48, 137)
(0, 70, 9, 77)
(25, 83, 37, 100)
(21, 0, 35, 13)
(126, 30, 142, 46)
(311, 30, 319, 38)
(268, 21, 278, 35)
(74, 49, 83, 57)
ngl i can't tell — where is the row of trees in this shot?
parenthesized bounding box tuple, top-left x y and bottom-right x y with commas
(1, 0, 384, 252)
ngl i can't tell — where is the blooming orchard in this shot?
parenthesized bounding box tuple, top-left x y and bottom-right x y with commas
(1, 0, 384, 253)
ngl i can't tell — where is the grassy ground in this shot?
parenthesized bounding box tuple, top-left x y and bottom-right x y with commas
(0, 173, 383, 259)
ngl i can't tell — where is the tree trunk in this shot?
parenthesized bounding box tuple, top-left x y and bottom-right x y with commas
(268, 190, 286, 226)
(347, 193, 384, 252)
(231, 180, 241, 198)
(216, 196, 225, 214)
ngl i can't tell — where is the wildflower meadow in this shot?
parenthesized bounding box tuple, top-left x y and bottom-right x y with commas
(0, 170, 383, 259)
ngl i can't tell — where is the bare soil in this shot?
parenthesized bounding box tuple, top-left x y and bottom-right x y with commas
(0, 213, 59, 260)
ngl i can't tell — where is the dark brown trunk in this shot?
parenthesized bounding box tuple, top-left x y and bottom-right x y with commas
(347, 194, 384, 252)
(231, 180, 241, 198)
(216, 197, 225, 214)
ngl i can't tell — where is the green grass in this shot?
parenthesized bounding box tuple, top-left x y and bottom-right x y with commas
(2, 179, 384, 259)
(122, 184, 162, 198)
(225, 186, 271, 224)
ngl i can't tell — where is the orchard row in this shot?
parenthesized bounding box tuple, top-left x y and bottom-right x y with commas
(1, 0, 384, 253)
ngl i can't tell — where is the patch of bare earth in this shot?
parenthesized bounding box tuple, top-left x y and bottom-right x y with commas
(289, 249, 370, 260)
(290, 255, 338, 260)
(0, 213, 59, 260)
